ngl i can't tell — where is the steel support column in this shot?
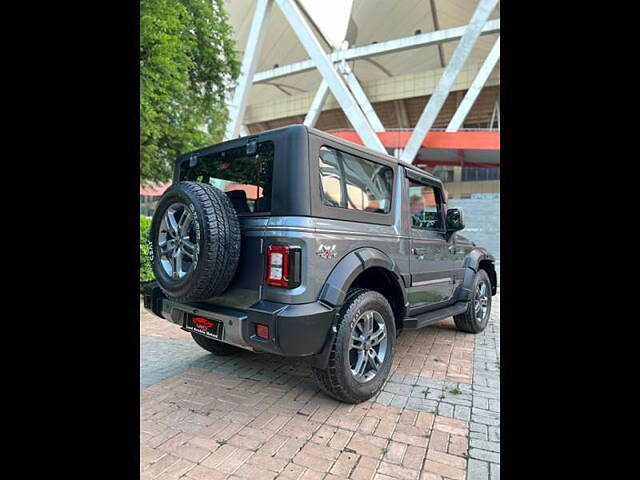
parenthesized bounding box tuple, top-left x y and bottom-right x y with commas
(489, 100, 498, 129)
(304, 80, 330, 127)
(224, 0, 272, 141)
(274, 0, 385, 152)
(400, 0, 498, 163)
(253, 19, 500, 84)
(394, 100, 410, 128)
(447, 36, 500, 132)
(339, 60, 384, 131)
(429, 0, 445, 68)
(306, 61, 385, 130)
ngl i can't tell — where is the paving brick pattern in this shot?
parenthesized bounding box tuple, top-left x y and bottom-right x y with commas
(141, 302, 192, 341)
(467, 292, 500, 480)
(140, 290, 500, 479)
(391, 326, 475, 384)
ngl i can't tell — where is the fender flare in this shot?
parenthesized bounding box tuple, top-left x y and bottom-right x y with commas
(459, 248, 497, 301)
(313, 248, 408, 370)
(317, 247, 408, 309)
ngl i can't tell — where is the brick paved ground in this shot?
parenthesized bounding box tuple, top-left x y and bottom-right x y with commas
(140, 290, 500, 480)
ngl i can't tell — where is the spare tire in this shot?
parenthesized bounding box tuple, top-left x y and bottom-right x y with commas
(150, 181, 241, 302)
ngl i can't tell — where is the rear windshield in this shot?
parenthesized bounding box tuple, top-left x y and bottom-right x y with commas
(178, 141, 274, 214)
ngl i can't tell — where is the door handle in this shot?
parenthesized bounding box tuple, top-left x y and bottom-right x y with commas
(448, 245, 456, 254)
(412, 248, 426, 259)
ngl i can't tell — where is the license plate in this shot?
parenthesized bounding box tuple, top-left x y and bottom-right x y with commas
(184, 314, 223, 340)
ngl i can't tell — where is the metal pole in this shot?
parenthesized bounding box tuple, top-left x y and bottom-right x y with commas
(253, 19, 500, 84)
(304, 80, 330, 127)
(339, 60, 384, 131)
(275, 0, 385, 152)
(447, 36, 500, 131)
(489, 100, 497, 129)
(400, 0, 498, 163)
(224, 0, 273, 141)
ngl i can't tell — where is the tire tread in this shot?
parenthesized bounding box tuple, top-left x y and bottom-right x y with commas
(151, 181, 241, 302)
(453, 269, 491, 333)
(312, 288, 393, 404)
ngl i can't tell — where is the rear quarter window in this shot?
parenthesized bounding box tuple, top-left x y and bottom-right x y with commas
(318, 146, 393, 214)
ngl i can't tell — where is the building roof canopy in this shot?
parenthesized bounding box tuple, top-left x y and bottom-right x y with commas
(224, 0, 500, 106)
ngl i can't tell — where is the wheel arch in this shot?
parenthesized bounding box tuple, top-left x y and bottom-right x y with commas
(460, 248, 498, 300)
(318, 247, 408, 328)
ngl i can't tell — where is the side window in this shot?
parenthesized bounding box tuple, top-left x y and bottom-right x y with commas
(318, 146, 393, 214)
(319, 147, 344, 207)
(409, 181, 443, 230)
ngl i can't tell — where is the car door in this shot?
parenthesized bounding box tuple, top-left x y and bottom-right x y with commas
(407, 175, 455, 314)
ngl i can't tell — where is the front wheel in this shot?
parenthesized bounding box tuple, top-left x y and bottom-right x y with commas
(312, 289, 396, 403)
(453, 269, 492, 333)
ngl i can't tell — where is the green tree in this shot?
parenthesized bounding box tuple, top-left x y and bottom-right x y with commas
(140, 0, 240, 185)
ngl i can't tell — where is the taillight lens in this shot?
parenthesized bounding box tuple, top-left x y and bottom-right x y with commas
(266, 245, 301, 288)
(266, 245, 289, 287)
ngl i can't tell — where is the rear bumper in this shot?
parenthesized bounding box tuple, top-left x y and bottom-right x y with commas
(143, 284, 336, 357)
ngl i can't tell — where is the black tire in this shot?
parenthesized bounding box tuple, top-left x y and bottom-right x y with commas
(150, 181, 241, 302)
(311, 289, 396, 404)
(453, 269, 492, 333)
(191, 333, 240, 356)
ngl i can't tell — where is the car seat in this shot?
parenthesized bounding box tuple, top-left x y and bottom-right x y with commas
(226, 190, 251, 213)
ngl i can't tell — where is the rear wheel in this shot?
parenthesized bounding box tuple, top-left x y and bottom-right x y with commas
(312, 289, 395, 403)
(453, 269, 492, 333)
(190, 333, 240, 356)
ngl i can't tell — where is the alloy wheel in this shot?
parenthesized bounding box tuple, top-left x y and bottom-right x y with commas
(157, 203, 198, 280)
(349, 310, 388, 383)
(474, 281, 489, 322)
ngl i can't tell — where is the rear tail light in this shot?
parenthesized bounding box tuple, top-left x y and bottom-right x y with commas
(266, 245, 301, 288)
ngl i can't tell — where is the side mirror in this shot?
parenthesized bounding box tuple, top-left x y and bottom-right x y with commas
(446, 208, 465, 232)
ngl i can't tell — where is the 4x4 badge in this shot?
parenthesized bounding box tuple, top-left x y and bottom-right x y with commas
(316, 244, 337, 259)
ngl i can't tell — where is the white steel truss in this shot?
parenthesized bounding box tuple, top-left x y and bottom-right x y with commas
(303, 80, 329, 127)
(400, 0, 499, 162)
(224, 0, 273, 140)
(447, 36, 500, 132)
(224, 0, 500, 159)
(338, 60, 384, 132)
(252, 19, 500, 84)
(304, 58, 384, 131)
(275, 0, 384, 152)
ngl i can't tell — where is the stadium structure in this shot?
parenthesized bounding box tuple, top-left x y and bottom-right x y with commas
(224, 0, 500, 198)
(141, 0, 500, 212)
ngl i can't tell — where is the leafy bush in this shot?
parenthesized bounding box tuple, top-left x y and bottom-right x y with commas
(140, 215, 155, 284)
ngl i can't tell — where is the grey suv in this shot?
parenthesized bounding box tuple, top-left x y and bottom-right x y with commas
(143, 125, 497, 403)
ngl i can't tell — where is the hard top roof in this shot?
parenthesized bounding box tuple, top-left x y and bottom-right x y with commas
(180, 124, 440, 184)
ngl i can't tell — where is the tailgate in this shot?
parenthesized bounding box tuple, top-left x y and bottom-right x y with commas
(200, 216, 267, 310)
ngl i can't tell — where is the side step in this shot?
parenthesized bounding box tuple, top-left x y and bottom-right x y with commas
(402, 301, 469, 330)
